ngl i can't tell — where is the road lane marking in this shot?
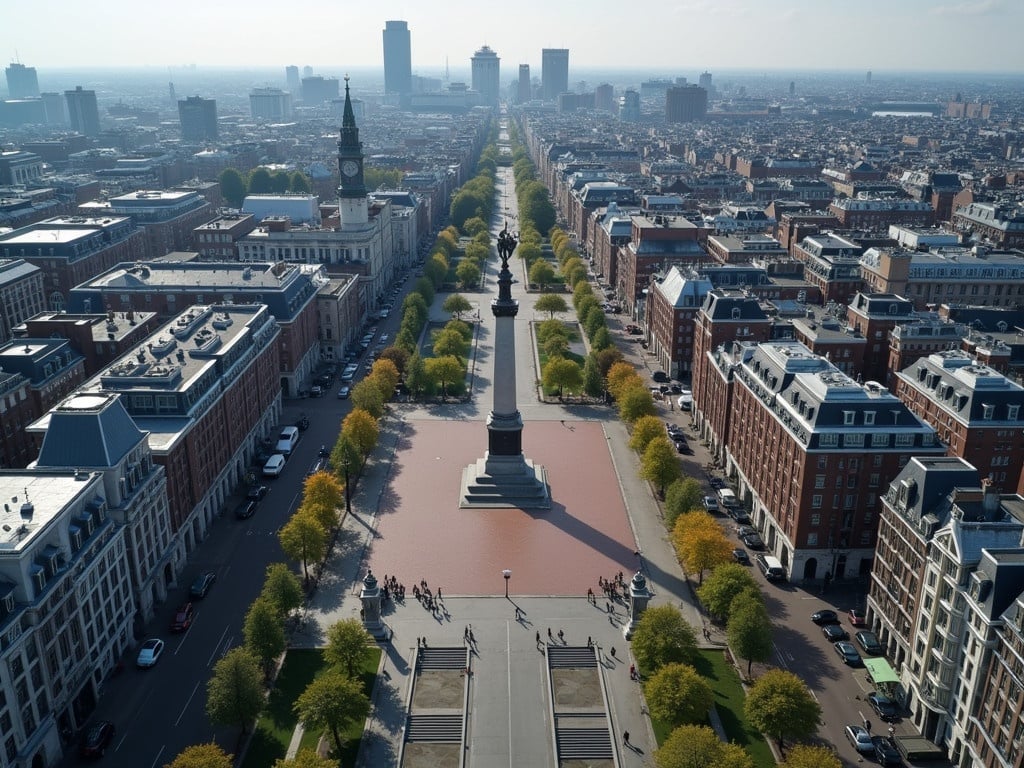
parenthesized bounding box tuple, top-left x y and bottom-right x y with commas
(772, 642, 791, 670)
(207, 626, 229, 667)
(175, 681, 202, 726)
(148, 746, 165, 768)
(506, 620, 512, 768)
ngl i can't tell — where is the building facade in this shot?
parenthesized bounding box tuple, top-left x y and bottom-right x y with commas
(541, 49, 569, 101)
(64, 87, 99, 137)
(382, 20, 412, 96)
(0, 260, 45, 345)
(177, 96, 217, 142)
(470, 46, 500, 107)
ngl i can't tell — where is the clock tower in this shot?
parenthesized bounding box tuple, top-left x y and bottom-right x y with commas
(337, 76, 368, 226)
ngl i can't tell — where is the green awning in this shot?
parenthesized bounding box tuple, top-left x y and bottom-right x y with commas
(864, 657, 899, 685)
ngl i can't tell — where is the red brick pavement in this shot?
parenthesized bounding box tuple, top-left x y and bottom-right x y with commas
(364, 419, 638, 596)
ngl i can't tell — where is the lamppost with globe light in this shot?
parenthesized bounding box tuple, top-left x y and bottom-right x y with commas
(503, 569, 511, 598)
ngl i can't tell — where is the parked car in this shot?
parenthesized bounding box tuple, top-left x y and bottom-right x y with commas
(652, 370, 669, 382)
(856, 630, 883, 655)
(136, 638, 165, 668)
(732, 548, 750, 565)
(673, 438, 688, 454)
(79, 720, 116, 758)
(822, 624, 849, 641)
(702, 496, 719, 513)
(844, 724, 874, 754)
(189, 571, 216, 599)
(235, 500, 258, 519)
(246, 484, 268, 501)
(740, 532, 764, 550)
(728, 508, 751, 524)
(337, 385, 351, 399)
(262, 454, 286, 478)
(275, 426, 300, 456)
(737, 525, 756, 539)
(309, 385, 323, 397)
(873, 736, 902, 766)
(849, 607, 866, 626)
(867, 692, 900, 722)
(677, 389, 693, 410)
(170, 602, 194, 632)
(834, 640, 862, 666)
(811, 609, 840, 625)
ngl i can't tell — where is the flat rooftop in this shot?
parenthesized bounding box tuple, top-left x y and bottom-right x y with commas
(0, 472, 96, 553)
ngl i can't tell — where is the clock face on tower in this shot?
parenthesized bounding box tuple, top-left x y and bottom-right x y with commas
(341, 160, 359, 178)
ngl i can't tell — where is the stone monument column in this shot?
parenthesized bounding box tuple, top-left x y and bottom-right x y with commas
(623, 571, 652, 639)
(359, 570, 387, 640)
(460, 226, 549, 508)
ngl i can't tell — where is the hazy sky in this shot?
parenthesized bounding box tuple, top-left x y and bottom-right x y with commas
(7, 0, 1024, 74)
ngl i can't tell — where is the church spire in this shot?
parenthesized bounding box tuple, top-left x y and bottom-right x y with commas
(337, 75, 368, 224)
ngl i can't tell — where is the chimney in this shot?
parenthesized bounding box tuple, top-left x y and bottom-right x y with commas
(981, 477, 1000, 513)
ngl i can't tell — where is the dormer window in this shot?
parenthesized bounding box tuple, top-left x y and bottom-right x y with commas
(843, 411, 855, 425)
(1009, 405, 1020, 421)
(983, 403, 995, 420)
(731, 307, 741, 319)
(864, 411, 876, 425)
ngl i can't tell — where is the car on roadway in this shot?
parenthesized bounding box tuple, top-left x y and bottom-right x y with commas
(702, 496, 719, 513)
(856, 630, 883, 655)
(844, 724, 874, 754)
(337, 385, 350, 399)
(867, 692, 900, 722)
(79, 720, 116, 758)
(811, 609, 840, 625)
(677, 389, 693, 410)
(673, 438, 688, 454)
(170, 602, 194, 632)
(235, 500, 258, 519)
(246, 484, 268, 501)
(740, 532, 765, 550)
(873, 735, 903, 766)
(822, 624, 849, 641)
(136, 638, 165, 668)
(834, 640, 862, 665)
(189, 571, 216, 599)
(262, 454, 286, 478)
(737, 525, 756, 539)
(849, 607, 867, 626)
(732, 548, 750, 565)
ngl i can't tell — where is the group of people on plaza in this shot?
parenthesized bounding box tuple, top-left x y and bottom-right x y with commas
(380, 573, 405, 603)
(411, 578, 446, 618)
(587, 571, 629, 613)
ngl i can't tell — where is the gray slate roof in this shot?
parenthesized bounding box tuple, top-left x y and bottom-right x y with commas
(36, 393, 146, 469)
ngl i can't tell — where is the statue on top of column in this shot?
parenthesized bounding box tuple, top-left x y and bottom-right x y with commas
(497, 223, 518, 268)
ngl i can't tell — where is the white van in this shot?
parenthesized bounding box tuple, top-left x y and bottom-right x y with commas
(756, 554, 786, 581)
(275, 426, 300, 456)
(717, 488, 738, 509)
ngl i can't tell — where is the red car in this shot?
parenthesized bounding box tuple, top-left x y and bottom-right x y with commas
(170, 602, 194, 632)
(849, 608, 866, 627)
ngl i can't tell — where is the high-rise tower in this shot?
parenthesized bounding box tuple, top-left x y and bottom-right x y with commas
(383, 20, 412, 96)
(178, 96, 218, 141)
(541, 49, 569, 101)
(471, 45, 500, 107)
(517, 65, 531, 104)
(64, 86, 100, 136)
(5, 63, 39, 99)
(337, 77, 368, 227)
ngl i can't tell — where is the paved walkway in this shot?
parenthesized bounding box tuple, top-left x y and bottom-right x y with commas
(287, 163, 721, 767)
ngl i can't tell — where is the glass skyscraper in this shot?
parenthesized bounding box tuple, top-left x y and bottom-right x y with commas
(383, 20, 411, 95)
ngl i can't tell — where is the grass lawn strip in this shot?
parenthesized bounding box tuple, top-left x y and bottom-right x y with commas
(241, 646, 382, 768)
(647, 650, 773, 768)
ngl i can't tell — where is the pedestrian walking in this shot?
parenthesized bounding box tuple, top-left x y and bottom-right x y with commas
(623, 731, 630, 745)
(437, 587, 442, 600)
(557, 629, 564, 643)
(416, 637, 421, 648)
(536, 631, 541, 645)
(587, 587, 594, 602)
(547, 627, 552, 640)
(587, 636, 592, 647)
(464, 626, 469, 641)
(629, 663, 636, 680)
(610, 646, 617, 659)
(864, 718, 872, 733)
(469, 629, 475, 644)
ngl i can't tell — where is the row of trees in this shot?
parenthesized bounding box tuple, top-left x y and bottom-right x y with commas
(218, 167, 312, 208)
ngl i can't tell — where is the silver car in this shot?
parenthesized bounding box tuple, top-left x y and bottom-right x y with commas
(845, 724, 873, 754)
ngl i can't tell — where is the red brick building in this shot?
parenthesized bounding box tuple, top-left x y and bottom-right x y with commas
(828, 197, 934, 230)
(0, 369, 36, 467)
(645, 267, 714, 379)
(616, 215, 703, 318)
(846, 293, 917, 385)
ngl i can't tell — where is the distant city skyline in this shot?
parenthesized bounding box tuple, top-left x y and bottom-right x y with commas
(5, 0, 1024, 74)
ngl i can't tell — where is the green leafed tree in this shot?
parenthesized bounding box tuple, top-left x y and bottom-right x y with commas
(462, 216, 488, 237)
(542, 358, 583, 399)
(341, 408, 380, 465)
(424, 355, 464, 400)
(696, 563, 759, 620)
(542, 334, 569, 360)
(166, 743, 234, 768)
(618, 385, 658, 424)
(641, 436, 682, 497)
(780, 744, 842, 768)
(404, 351, 428, 398)
(630, 604, 697, 674)
(664, 478, 705, 526)
(273, 748, 336, 768)
(590, 325, 611, 351)
(324, 617, 373, 677)
(744, 669, 822, 748)
(351, 377, 385, 420)
(594, 347, 623, 378)
(278, 510, 328, 585)
(261, 563, 303, 621)
(218, 168, 247, 207)
(432, 328, 468, 360)
(294, 671, 370, 757)
(247, 167, 273, 194)
(644, 663, 714, 727)
(289, 171, 311, 193)
(654, 725, 754, 768)
(270, 172, 290, 193)
(243, 596, 286, 673)
(455, 259, 481, 289)
(582, 353, 604, 397)
(535, 293, 568, 319)
(206, 647, 264, 734)
(442, 293, 473, 320)
(629, 415, 665, 455)
(528, 260, 556, 291)
(727, 594, 774, 676)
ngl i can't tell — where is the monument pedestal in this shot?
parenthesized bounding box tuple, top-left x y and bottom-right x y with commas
(459, 451, 550, 508)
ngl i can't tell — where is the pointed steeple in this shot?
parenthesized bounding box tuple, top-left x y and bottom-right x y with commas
(337, 76, 368, 224)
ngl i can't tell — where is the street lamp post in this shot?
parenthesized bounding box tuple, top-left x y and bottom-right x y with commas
(502, 569, 511, 598)
(342, 455, 352, 516)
